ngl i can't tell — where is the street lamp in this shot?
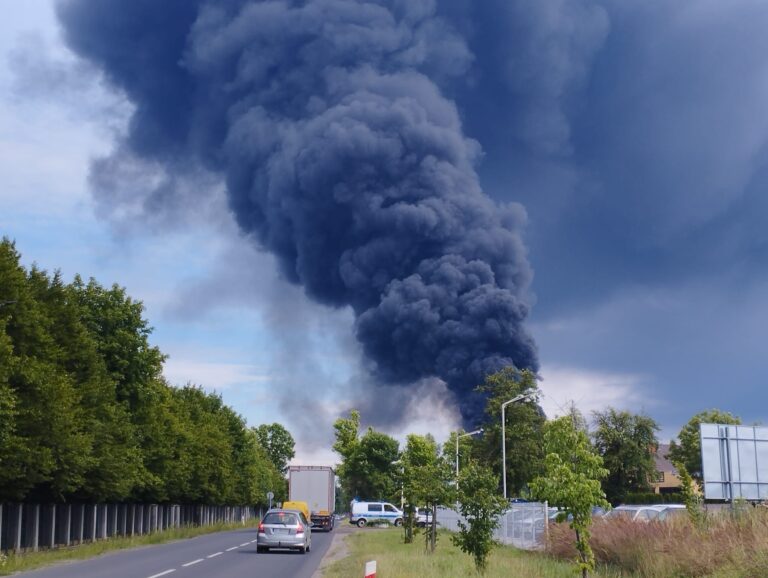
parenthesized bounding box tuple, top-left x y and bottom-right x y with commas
(455, 428, 484, 491)
(501, 391, 536, 500)
(393, 459, 405, 511)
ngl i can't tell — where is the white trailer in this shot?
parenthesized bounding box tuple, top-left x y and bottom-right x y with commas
(288, 466, 336, 531)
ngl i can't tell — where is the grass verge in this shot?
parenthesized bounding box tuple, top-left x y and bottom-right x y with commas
(0, 519, 259, 576)
(324, 527, 630, 577)
(550, 507, 768, 578)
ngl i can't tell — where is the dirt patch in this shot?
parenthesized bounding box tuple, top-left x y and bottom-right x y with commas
(313, 523, 356, 577)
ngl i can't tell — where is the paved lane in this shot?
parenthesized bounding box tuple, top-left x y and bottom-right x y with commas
(16, 527, 334, 578)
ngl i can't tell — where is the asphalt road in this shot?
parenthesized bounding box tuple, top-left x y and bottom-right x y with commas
(15, 527, 334, 578)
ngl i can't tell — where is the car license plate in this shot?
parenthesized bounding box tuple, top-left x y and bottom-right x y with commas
(274, 528, 288, 534)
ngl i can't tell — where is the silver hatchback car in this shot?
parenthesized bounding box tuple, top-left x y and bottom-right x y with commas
(257, 509, 312, 554)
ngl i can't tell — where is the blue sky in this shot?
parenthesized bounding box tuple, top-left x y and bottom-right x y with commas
(3, 0, 768, 462)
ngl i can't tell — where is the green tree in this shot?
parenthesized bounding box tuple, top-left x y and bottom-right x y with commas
(675, 461, 705, 527)
(70, 276, 167, 501)
(353, 429, 400, 501)
(253, 422, 296, 473)
(172, 385, 238, 504)
(0, 323, 24, 496)
(70, 276, 166, 412)
(402, 434, 454, 550)
(452, 460, 507, 573)
(476, 367, 545, 496)
(668, 409, 741, 483)
(333, 410, 361, 506)
(530, 416, 609, 578)
(332, 410, 400, 504)
(0, 246, 95, 501)
(591, 408, 659, 503)
(0, 238, 290, 506)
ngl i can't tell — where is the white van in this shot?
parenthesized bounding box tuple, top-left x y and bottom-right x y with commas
(350, 501, 403, 527)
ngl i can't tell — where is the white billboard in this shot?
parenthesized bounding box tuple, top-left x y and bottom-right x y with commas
(700, 423, 768, 501)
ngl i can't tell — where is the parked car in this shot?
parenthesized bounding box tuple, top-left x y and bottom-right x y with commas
(603, 505, 660, 521)
(549, 506, 607, 523)
(659, 504, 688, 520)
(603, 504, 684, 522)
(350, 501, 404, 527)
(416, 507, 433, 527)
(257, 509, 312, 553)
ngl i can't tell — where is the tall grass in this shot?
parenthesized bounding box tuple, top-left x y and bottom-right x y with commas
(325, 527, 628, 577)
(548, 507, 768, 578)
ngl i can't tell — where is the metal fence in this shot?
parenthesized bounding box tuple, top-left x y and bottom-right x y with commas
(436, 501, 548, 550)
(0, 503, 257, 553)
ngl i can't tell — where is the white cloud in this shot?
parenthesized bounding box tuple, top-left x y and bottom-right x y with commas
(538, 364, 652, 421)
(163, 358, 271, 391)
(289, 379, 463, 468)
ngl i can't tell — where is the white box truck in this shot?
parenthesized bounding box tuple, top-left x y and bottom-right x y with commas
(288, 466, 336, 531)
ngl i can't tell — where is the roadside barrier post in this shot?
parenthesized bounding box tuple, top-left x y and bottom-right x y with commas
(364, 560, 377, 578)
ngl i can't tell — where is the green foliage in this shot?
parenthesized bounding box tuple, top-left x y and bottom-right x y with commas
(591, 408, 659, 503)
(402, 434, 454, 550)
(617, 491, 682, 504)
(675, 461, 706, 527)
(668, 409, 741, 482)
(333, 410, 400, 504)
(452, 460, 507, 573)
(0, 238, 290, 505)
(530, 417, 609, 578)
(475, 367, 545, 496)
(253, 422, 296, 473)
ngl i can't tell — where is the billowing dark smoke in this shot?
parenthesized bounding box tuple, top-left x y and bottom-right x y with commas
(57, 0, 538, 425)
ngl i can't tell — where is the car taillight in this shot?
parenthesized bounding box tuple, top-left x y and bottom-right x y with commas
(258, 523, 265, 533)
(296, 523, 304, 533)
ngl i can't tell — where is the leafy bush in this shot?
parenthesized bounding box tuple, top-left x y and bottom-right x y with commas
(452, 461, 507, 573)
(618, 492, 682, 505)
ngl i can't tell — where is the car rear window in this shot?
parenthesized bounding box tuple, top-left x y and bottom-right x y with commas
(263, 512, 299, 525)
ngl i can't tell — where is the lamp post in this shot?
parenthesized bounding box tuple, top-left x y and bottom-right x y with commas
(501, 392, 536, 500)
(455, 428, 484, 491)
(393, 459, 405, 511)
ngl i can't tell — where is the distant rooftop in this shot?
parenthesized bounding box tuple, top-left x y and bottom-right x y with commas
(654, 443, 677, 474)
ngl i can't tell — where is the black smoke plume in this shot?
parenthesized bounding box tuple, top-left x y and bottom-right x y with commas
(57, 0, 538, 425)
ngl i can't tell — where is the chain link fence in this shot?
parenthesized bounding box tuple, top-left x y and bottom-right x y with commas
(0, 503, 257, 553)
(436, 501, 548, 550)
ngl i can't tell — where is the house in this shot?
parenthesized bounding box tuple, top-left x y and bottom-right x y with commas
(650, 443, 683, 494)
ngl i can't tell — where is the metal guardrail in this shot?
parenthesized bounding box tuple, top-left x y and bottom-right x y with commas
(0, 503, 257, 553)
(436, 502, 548, 550)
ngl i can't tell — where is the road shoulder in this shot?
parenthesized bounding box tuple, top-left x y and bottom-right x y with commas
(312, 523, 354, 577)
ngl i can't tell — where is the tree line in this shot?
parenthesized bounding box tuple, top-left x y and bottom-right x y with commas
(332, 367, 742, 574)
(334, 366, 741, 509)
(0, 239, 293, 506)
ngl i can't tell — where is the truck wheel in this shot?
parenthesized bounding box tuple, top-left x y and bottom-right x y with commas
(356, 518, 367, 528)
(394, 518, 403, 527)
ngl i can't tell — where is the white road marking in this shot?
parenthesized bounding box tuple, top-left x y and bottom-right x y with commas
(240, 542, 249, 547)
(147, 570, 176, 578)
(250, 539, 258, 543)
(182, 559, 204, 567)
(207, 552, 223, 558)
(226, 546, 238, 551)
